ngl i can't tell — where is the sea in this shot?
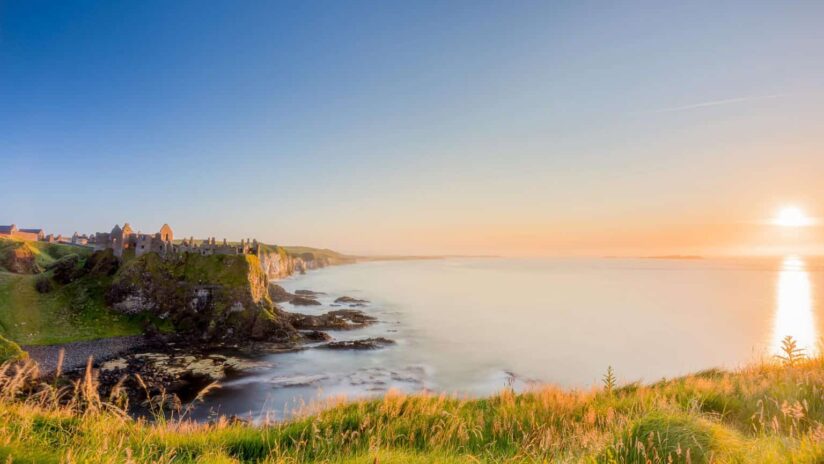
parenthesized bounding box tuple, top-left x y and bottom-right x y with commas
(193, 256, 823, 420)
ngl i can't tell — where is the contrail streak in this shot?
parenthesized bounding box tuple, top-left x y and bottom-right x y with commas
(646, 94, 787, 114)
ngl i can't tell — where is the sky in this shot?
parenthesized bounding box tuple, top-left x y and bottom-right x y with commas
(2, 1, 824, 256)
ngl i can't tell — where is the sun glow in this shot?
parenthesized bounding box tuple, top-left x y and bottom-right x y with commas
(770, 256, 818, 357)
(773, 206, 812, 227)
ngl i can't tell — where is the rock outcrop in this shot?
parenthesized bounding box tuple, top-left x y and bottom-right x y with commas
(334, 296, 369, 304)
(267, 284, 295, 303)
(320, 337, 395, 350)
(289, 309, 376, 330)
(0, 241, 39, 274)
(290, 296, 321, 306)
(107, 252, 297, 343)
(257, 245, 354, 281)
(257, 247, 304, 280)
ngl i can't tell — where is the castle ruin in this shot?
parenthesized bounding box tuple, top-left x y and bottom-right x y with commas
(93, 223, 260, 258)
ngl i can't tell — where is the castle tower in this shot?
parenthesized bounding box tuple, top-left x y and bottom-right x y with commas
(159, 224, 174, 242)
(110, 224, 123, 257)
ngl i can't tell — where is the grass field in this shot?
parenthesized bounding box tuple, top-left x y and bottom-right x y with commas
(0, 238, 144, 345)
(0, 353, 822, 463)
(0, 271, 144, 345)
(0, 238, 91, 272)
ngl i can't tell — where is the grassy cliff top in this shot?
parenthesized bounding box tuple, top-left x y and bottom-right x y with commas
(280, 245, 355, 264)
(117, 252, 266, 295)
(0, 356, 823, 462)
(0, 268, 143, 346)
(0, 242, 142, 345)
(164, 240, 353, 264)
(0, 238, 91, 273)
(0, 247, 274, 346)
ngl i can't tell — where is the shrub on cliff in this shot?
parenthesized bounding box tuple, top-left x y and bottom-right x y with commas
(47, 253, 83, 284)
(34, 274, 54, 293)
(83, 249, 120, 276)
(0, 335, 27, 364)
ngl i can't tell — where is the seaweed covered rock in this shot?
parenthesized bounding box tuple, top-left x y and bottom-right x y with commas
(290, 296, 321, 306)
(289, 309, 376, 330)
(108, 252, 297, 343)
(320, 337, 394, 350)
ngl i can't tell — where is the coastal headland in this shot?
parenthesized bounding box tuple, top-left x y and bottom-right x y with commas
(0, 231, 382, 408)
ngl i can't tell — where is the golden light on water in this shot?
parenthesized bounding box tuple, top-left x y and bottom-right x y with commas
(773, 206, 812, 228)
(771, 256, 818, 357)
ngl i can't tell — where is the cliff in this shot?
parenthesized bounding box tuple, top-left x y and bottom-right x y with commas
(257, 245, 301, 280)
(108, 252, 296, 342)
(0, 237, 353, 346)
(258, 244, 355, 280)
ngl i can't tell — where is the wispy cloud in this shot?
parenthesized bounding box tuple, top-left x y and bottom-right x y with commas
(644, 94, 787, 114)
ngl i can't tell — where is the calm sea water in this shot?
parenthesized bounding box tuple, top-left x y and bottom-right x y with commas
(195, 256, 823, 420)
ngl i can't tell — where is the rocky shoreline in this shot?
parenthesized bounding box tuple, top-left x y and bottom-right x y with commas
(37, 286, 390, 416)
(25, 335, 150, 374)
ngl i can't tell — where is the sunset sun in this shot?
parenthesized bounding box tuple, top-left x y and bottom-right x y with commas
(774, 206, 812, 228)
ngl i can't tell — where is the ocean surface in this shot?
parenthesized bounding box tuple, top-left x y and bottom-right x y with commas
(195, 256, 823, 420)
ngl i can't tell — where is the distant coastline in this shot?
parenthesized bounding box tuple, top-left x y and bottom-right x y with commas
(641, 254, 704, 260)
(603, 254, 704, 260)
(354, 254, 500, 262)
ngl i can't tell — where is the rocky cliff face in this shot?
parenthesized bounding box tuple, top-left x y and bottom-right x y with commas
(257, 247, 302, 280)
(107, 253, 296, 343)
(257, 246, 335, 281)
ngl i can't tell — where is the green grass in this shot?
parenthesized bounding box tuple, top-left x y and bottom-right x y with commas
(117, 252, 262, 291)
(280, 246, 355, 265)
(604, 411, 743, 463)
(0, 238, 91, 273)
(0, 238, 150, 345)
(1, 356, 824, 462)
(0, 270, 143, 346)
(0, 335, 26, 363)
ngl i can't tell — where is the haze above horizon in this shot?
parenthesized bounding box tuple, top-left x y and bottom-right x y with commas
(3, 1, 823, 256)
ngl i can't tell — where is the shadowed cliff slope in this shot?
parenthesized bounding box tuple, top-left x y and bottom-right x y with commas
(108, 252, 297, 342)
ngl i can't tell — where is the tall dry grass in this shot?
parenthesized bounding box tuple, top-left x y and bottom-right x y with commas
(0, 346, 823, 462)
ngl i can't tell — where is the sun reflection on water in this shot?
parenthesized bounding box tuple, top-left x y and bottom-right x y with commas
(771, 256, 818, 357)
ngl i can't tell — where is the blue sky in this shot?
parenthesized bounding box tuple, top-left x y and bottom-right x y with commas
(3, 1, 823, 255)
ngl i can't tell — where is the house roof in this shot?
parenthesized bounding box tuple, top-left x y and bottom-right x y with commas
(0, 225, 16, 233)
(20, 228, 43, 234)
